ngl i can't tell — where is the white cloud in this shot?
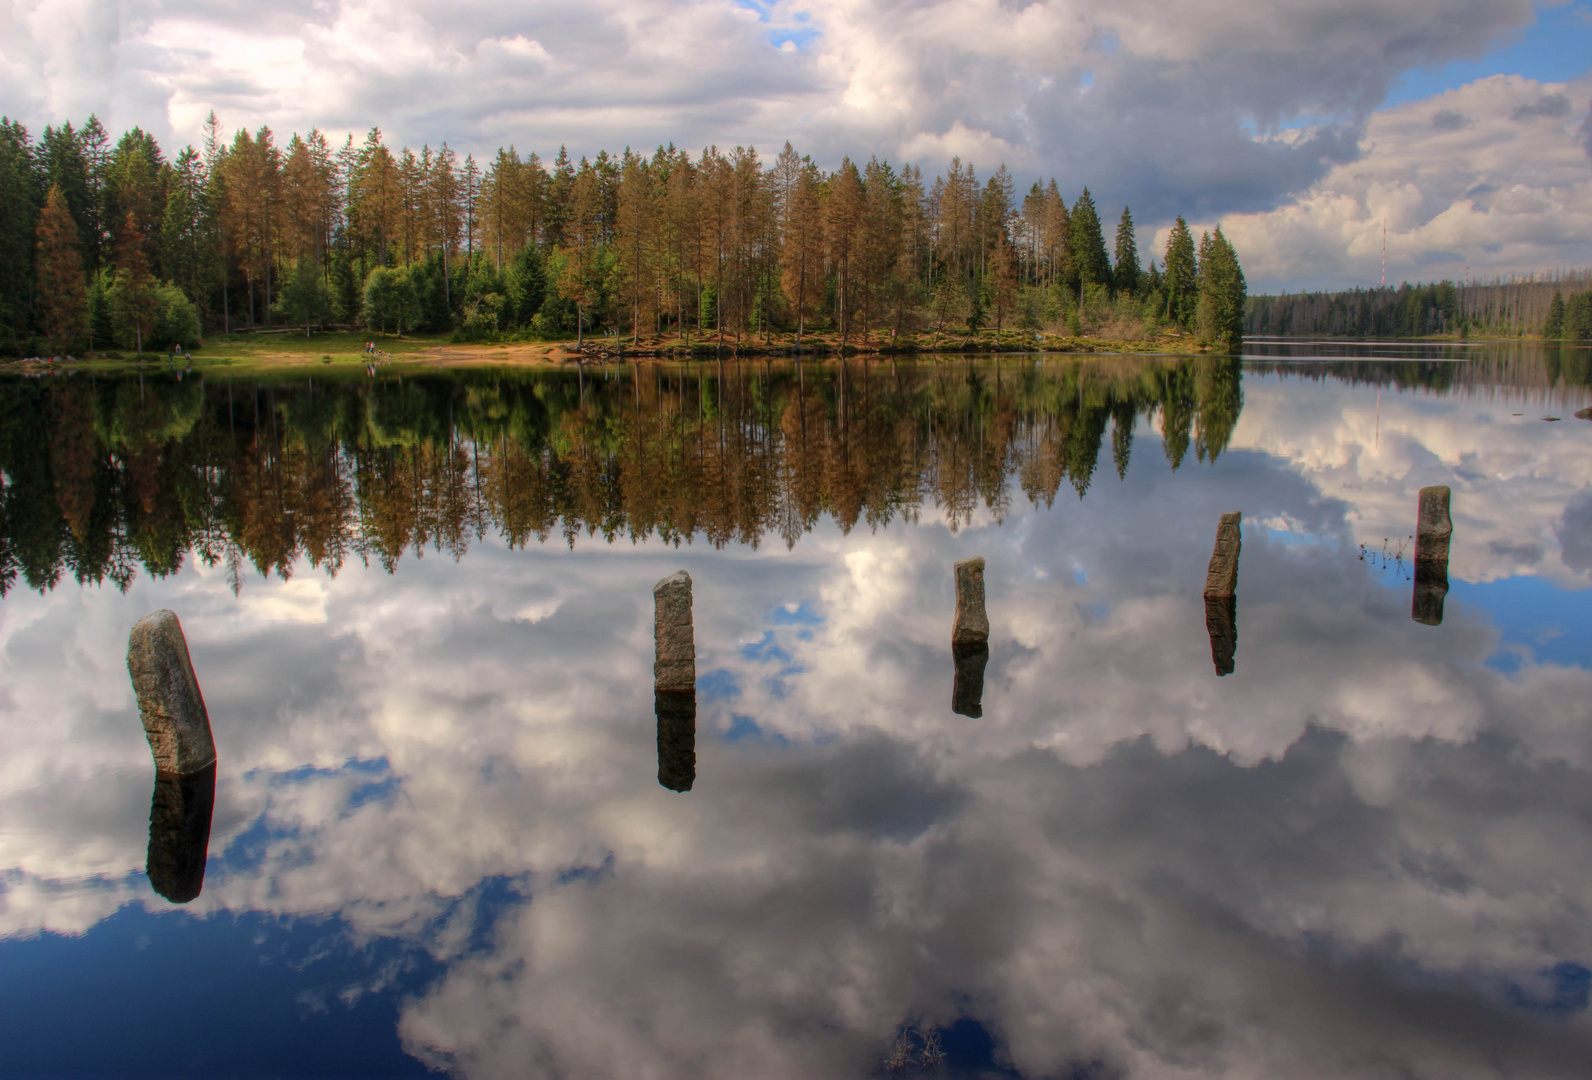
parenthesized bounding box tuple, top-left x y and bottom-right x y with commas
(1219, 73, 1592, 290)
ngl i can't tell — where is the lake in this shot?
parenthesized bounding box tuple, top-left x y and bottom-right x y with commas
(3, 342, 1591, 1078)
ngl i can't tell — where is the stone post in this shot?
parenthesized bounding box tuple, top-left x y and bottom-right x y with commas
(1203, 512, 1242, 600)
(653, 571, 696, 693)
(953, 557, 989, 646)
(128, 610, 216, 775)
(1413, 486, 1452, 626)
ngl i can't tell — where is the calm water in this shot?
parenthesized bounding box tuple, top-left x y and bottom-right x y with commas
(3, 344, 1592, 1079)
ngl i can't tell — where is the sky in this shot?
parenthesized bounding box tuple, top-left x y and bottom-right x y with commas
(0, 0, 1589, 291)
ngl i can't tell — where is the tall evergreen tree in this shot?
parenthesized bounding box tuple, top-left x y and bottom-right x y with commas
(1069, 187, 1110, 306)
(36, 184, 89, 353)
(1163, 217, 1197, 328)
(1543, 290, 1565, 338)
(1195, 227, 1246, 345)
(1112, 206, 1140, 296)
(0, 119, 41, 353)
(111, 211, 159, 353)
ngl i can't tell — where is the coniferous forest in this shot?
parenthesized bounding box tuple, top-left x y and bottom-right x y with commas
(1245, 270, 1592, 340)
(0, 114, 1249, 357)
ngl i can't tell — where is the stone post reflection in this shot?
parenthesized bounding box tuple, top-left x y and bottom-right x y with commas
(653, 571, 697, 791)
(952, 642, 989, 718)
(952, 557, 990, 716)
(146, 764, 217, 903)
(1412, 485, 1452, 626)
(655, 691, 697, 792)
(1203, 513, 1241, 676)
(128, 610, 217, 902)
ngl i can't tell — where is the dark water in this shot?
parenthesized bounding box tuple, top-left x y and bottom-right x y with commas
(2, 344, 1591, 1079)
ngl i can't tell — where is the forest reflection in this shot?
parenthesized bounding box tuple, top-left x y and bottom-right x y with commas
(0, 356, 1248, 594)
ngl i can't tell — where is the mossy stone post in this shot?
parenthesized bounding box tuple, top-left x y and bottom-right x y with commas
(1203, 513, 1241, 675)
(1413, 486, 1452, 626)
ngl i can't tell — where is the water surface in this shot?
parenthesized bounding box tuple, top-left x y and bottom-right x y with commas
(3, 344, 1592, 1078)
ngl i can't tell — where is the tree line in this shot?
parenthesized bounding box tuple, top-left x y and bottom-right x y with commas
(1245, 270, 1592, 339)
(0, 114, 1248, 357)
(0, 356, 1244, 594)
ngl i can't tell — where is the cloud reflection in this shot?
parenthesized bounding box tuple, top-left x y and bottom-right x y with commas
(3, 358, 1592, 1076)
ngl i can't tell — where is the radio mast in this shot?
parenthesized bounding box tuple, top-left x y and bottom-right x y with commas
(1380, 220, 1386, 289)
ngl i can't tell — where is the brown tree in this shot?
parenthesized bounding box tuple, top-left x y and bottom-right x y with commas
(35, 184, 89, 353)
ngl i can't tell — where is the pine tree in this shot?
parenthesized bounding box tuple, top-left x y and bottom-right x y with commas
(827, 158, 865, 345)
(0, 118, 40, 353)
(36, 184, 89, 353)
(1113, 206, 1140, 296)
(111, 211, 159, 353)
(1195, 227, 1246, 345)
(990, 230, 1018, 340)
(1069, 188, 1110, 307)
(1163, 217, 1197, 329)
(1543, 290, 1565, 338)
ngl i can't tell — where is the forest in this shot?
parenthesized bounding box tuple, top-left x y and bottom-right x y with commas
(0, 356, 1244, 594)
(0, 114, 1248, 358)
(1244, 270, 1592, 339)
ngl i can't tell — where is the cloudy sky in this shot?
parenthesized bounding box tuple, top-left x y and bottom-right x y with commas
(1, 0, 1590, 289)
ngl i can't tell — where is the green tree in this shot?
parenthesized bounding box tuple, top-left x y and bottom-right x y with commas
(36, 184, 89, 354)
(1195, 227, 1246, 346)
(110, 211, 160, 353)
(281, 258, 330, 336)
(0, 118, 41, 354)
(362, 265, 420, 334)
(150, 284, 201, 350)
(1543, 290, 1565, 338)
(1069, 188, 1110, 310)
(1113, 206, 1140, 296)
(1163, 217, 1197, 329)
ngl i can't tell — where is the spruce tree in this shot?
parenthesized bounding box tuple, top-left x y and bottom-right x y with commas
(36, 184, 89, 353)
(1069, 188, 1110, 305)
(1543, 290, 1565, 339)
(1163, 217, 1197, 329)
(1194, 228, 1246, 345)
(1113, 206, 1140, 296)
(111, 211, 159, 353)
(0, 118, 41, 353)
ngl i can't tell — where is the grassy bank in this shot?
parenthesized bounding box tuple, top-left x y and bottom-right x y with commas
(3, 325, 1215, 375)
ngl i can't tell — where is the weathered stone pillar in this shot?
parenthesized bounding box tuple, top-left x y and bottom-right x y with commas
(1413, 485, 1452, 626)
(146, 763, 216, 903)
(655, 691, 697, 793)
(128, 610, 217, 903)
(128, 610, 216, 774)
(952, 557, 989, 646)
(653, 571, 696, 693)
(952, 642, 989, 718)
(1203, 512, 1242, 600)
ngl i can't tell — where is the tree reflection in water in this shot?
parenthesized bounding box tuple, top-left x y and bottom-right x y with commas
(0, 357, 1245, 594)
